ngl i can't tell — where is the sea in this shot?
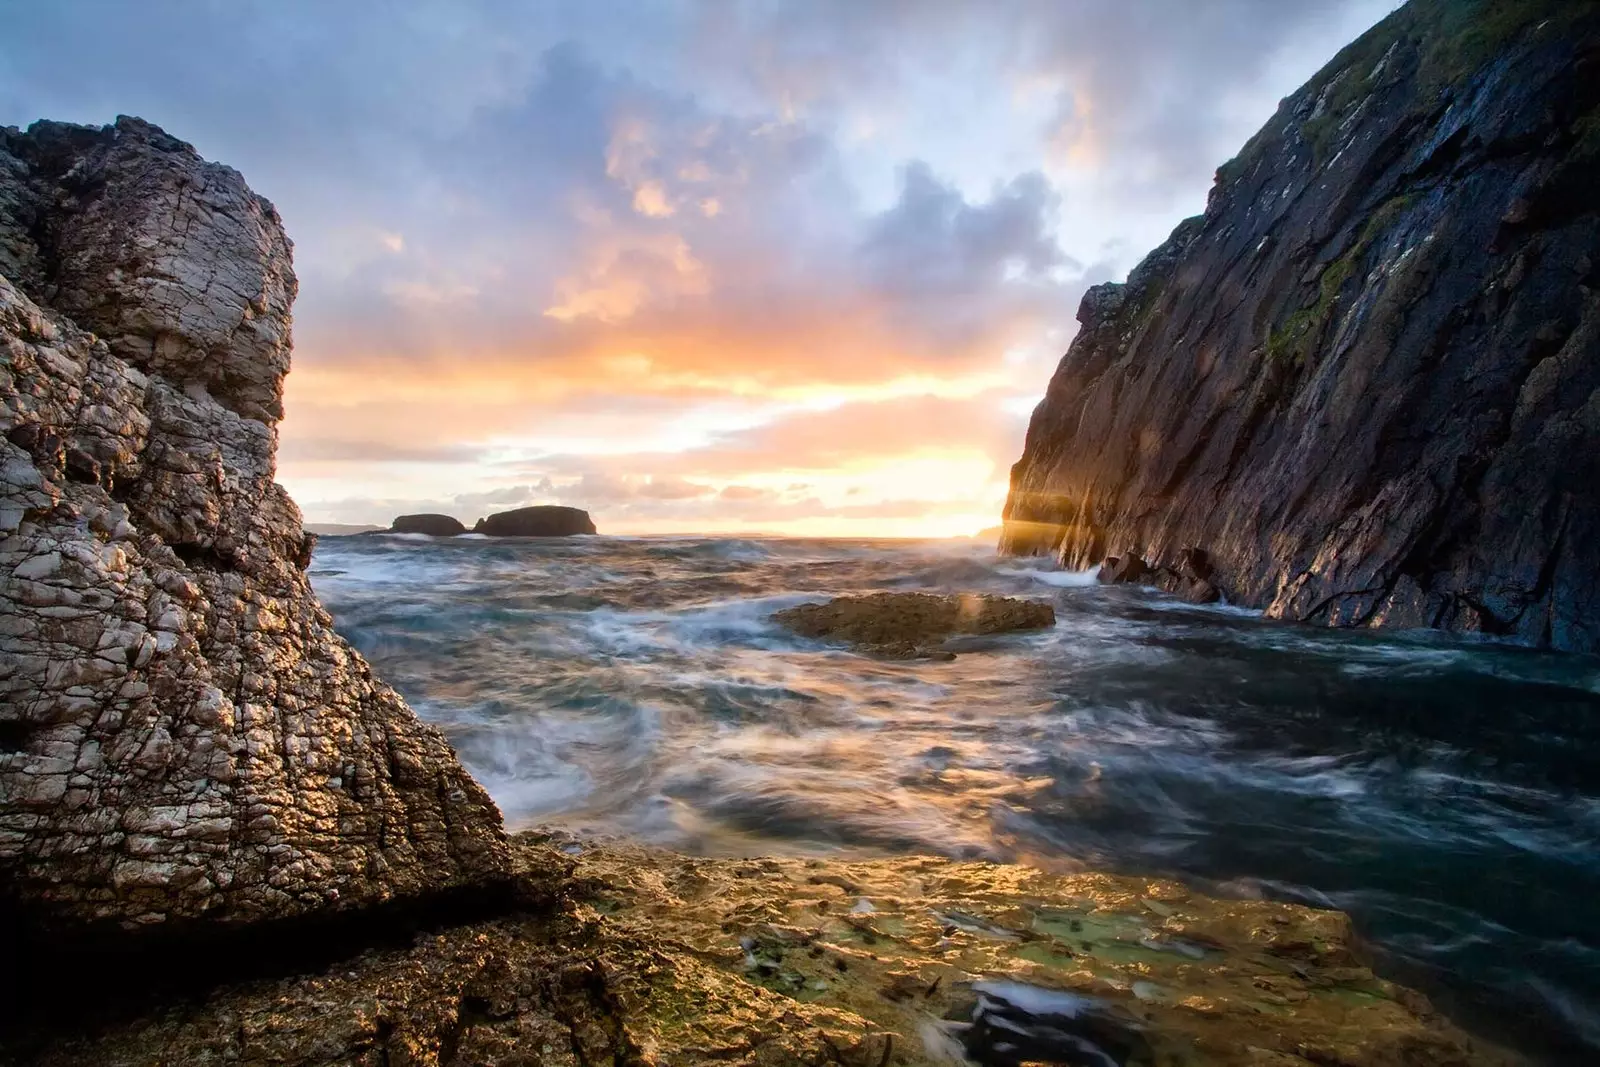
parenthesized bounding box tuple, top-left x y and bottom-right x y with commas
(309, 533, 1600, 1064)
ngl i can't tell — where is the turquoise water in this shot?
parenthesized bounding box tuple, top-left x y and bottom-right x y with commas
(311, 533, 1600, 1063)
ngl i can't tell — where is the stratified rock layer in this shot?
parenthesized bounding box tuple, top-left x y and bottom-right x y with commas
(1001, 0, 1600, 652)
(5, 834, 1516, 1067)
(0, 117, 510, 932)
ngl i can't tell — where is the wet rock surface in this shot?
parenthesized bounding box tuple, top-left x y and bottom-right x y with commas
(475, 505, 597, 537)
(0, 117, 510, 932)
(4, 834, 1517, 1066)
(774, 592, 1056, 659)
(1001, 0, 1600, 652)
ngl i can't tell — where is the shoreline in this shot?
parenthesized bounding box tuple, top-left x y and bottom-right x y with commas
(3, 831, 1523, 1066)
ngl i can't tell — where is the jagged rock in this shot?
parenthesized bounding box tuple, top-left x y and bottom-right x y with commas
(1098, 555, 1149, 585)
(1, 117, 295, 424)
(0, 118, 510, 934)
(3, 834, 1516, 1067)
(389, 513, 466, 537)
(775, 591, 1055, 659)
(474, 505, 596, 537)
(1001, 0, 1600, 652)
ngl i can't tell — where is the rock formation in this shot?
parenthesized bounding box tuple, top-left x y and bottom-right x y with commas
(0, 117, 510, 934)
(475, 504, 596, 537)
(4, 832, 1516, 1067)
(389, 513, 467, 537)
(775, 592, 1055, 659)
(1001, 0, 1600, 652)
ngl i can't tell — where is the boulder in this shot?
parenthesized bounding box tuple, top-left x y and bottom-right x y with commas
(1000, 0, 1600, 652)
(475, 505, 596, 537)
(0, 117, 510, 935)
(1098, 554, 1149, 585)
(774, 591, 1054, 658)
(389, 513, 466, 536)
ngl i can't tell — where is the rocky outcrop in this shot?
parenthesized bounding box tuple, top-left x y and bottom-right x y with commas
(389, 513, 467, 537)
(4, 833, 1516, 1067)
(475, 505, 596, 537)
(1001, 0, 1600, 652)
(775, 592, 1055, 659)
(0, 117, 510, 934)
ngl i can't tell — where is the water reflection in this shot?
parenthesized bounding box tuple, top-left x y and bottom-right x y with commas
(311, 533, 1600, 1061)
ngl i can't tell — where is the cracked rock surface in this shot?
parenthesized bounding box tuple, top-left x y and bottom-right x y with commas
(0, 117, 510, 932)
(1001, 0, 1600, 652)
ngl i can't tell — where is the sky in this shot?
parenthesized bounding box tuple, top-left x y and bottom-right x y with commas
(1, 0, 1399, 536)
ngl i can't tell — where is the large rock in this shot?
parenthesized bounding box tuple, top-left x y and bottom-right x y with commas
(474, 504, 596, 537)
(774, 591, 1055, 659)
(389, 513, 466, 537)
(1, 117, 295, 424)
(0, 118, 510, 934)
(1001, 0, 1600, 652)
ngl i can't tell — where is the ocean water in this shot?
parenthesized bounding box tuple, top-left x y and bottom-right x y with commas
(310, 534, 1600, 1063)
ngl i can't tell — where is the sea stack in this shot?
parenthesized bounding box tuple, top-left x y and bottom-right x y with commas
(1001, 1, 1600, 653)
(0, 117, 510, 935)
(388, 513, 467, 536)
(475, 504, 596, 537)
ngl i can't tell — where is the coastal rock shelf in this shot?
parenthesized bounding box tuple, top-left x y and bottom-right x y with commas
(7, 834, 1514, 1067)
(1001, 0, 1600, 652)
(0, 117, 509, 932)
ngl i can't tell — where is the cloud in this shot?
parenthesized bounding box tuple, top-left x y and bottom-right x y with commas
(0, 0, 1399, 535)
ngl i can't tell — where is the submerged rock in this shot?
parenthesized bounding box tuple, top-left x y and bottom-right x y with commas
(775, 592, 1056, 658)
(1000, 0, 1600, 652)
(389, 513, 467, 536)
(6, 834, 1516, 1066)
(0, 117, 510, 934)
(474, 505, 597, 537)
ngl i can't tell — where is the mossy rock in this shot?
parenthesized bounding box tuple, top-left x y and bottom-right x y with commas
(774, 592, 1056, 659)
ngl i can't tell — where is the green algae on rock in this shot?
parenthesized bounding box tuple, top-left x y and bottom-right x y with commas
(11, 834, 1517, 1066)
(774, 592, 1056, 660)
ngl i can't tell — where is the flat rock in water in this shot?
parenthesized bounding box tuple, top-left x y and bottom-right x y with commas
(775, 592, 1055, 658)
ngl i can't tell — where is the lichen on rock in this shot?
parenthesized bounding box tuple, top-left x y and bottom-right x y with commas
(0, 117, 510, 933)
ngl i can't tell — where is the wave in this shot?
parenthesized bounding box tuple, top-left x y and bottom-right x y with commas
(307, 532, 1600, 1059)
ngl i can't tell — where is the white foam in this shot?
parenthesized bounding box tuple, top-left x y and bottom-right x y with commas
(971, 979, 1102, 1018)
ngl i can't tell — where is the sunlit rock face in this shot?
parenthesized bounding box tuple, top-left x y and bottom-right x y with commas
(0, 117, 510, 932)
(1002, 0, 1600, 652)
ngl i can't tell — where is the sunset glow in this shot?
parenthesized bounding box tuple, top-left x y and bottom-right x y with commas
(4, 0, 1400, 536)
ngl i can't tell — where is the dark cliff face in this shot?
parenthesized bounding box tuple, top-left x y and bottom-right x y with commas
(1001, 0, 1600, 652)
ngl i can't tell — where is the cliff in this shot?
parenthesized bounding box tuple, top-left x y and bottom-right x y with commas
(1001, 0, 1600, 652)
(0, 117, 510, 934)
